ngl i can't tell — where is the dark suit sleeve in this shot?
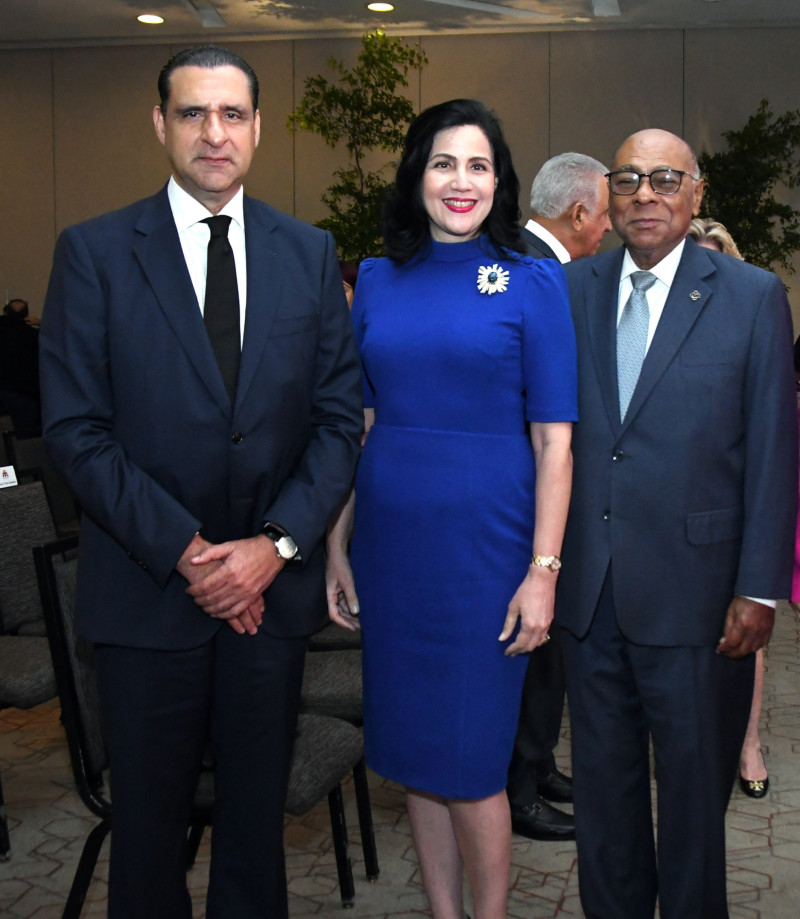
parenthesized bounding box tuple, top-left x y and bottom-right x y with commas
(257, 229, 363, 558)
(40, 225, 201, 587)
(735, 271, 798, 598)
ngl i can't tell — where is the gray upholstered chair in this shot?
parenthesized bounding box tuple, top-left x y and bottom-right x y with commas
(0, 480, 58, 636)
(0, 634, 57, 860)
(301, 648, 363, 725)
(307, 620, 362, 651)
(2, 432, 80, 536)
(0, 480, 59, 859)
(34, 537, 378, 915)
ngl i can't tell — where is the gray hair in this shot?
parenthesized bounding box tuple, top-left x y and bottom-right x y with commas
(529, 152, 608, 219)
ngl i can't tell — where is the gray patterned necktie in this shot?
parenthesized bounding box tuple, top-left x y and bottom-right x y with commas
(617, 269, 656, 420)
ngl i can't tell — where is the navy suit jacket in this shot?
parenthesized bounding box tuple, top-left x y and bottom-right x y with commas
(40, 186, 363, 649)
(558, 238, 797, 645)
(521, 225, 558, 261)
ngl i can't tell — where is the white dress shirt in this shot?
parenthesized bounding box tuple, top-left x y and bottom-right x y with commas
(167, 177, 247, 345)
(615, 239, 684, 351)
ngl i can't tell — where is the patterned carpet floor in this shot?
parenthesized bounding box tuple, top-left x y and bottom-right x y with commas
(2, 600, 799, 917)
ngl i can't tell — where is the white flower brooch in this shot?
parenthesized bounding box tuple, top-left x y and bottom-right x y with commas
(477, 263, 509, 295)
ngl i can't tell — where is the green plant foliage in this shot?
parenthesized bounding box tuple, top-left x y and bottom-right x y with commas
(699, 99, 800, 274)
(288, 31, 427, 262)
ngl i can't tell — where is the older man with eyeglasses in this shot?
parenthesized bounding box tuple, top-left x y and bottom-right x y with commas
(557, 129, 797, 919)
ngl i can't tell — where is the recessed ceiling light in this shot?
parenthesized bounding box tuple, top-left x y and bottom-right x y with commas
(137, 14, 165, 25)
(367, 3, 394, 12)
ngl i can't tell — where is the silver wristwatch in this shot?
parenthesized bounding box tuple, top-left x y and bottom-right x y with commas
(262, 524, 299, 561)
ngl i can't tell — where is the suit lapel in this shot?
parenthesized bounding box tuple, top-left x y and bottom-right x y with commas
(620, 240, 715, 431)
(586, 250, 626, 434)
(235, 197, 282, 408)
(132, 187, 231, 413)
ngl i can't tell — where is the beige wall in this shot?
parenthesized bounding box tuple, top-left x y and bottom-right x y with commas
(2, 28, 799, 330)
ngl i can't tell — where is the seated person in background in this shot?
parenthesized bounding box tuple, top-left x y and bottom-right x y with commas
(4, 297, 41, 327)
(0, 297, 41, 436)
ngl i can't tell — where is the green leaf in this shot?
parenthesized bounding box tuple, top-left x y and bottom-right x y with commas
(288, 30, 427, 260)
(699, 99, 800, 275)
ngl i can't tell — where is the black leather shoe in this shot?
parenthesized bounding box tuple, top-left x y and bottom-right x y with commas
(739, 774, 769, 798)
(511, 798, 575, 841)
(538, 768, 573, 803)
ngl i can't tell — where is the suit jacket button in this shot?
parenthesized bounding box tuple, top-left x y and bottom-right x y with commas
(612, 450, 624, 461)
(232, 432, 243, 445)
(602, 511, 610, 520)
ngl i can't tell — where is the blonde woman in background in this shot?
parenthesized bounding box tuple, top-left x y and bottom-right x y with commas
(688, 216, 769, 799)
(688, 217, 743, 259)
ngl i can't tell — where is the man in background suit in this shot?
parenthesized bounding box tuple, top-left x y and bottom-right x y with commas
(508, 152, 611, 842)
(560, 129, 797, 918)
(521, 151, 611, 263)
(39, 46, 362, 919)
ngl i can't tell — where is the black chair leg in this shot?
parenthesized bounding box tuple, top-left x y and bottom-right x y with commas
(352, 759, 379, 881)
(327, 783, 355, 908)
(0, 772, 10, 861)
(63, 819, 111, 919)
(186, 821, 205, 868)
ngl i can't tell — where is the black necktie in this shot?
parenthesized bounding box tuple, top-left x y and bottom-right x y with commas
(203, 215, 240, 403)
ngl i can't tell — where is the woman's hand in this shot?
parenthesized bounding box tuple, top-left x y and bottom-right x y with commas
(326, 548, 361, 631)
(499, 565, 556, 656)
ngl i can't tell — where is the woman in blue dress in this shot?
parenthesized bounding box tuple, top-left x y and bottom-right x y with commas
(326, 99, 577, 919)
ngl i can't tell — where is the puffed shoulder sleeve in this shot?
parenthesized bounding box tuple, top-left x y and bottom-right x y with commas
(350, 257, 379, 409)
(521, 259, 578, 424)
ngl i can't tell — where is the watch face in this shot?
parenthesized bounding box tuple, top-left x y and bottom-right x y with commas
(275, 536, 298, 559)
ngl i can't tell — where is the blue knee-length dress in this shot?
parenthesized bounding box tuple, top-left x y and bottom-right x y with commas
(350, 235, 577, 799)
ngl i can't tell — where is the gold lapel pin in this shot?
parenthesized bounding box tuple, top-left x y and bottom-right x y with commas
(690, 290, 701, 301)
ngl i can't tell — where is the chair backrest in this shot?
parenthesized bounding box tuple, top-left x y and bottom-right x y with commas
(4, 432, 80, 535)
(34, 536, 110, 818)
(0, 481, 57, 633)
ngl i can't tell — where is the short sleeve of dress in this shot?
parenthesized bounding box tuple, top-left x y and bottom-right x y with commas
(350, 258, 379, 409)
(521, 258, 579, 423)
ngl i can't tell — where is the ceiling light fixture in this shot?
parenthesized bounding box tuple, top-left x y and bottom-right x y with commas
(367, 2, 395, 11)
(421, 0, 548, 19)
(592, 0, 620, 15)
(180, 0, 226, 28)
(137, 14, 164, 24)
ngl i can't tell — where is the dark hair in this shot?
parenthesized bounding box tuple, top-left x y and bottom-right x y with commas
(4, 298, 29, 317)
(157, 45, 259, 114)
(383, 99, 524, 263)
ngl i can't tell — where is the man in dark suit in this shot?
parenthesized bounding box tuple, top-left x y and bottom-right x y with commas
(509, 152, 611, 842)
(39, 46, 362, 919)
(559, 129, 797, 918)
(521, 152, 611, 263)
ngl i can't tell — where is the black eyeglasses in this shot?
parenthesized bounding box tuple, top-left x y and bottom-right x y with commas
(606, 168, 699, 196)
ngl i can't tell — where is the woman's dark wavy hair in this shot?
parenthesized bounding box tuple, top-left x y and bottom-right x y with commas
(383, 99, 524, 263)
